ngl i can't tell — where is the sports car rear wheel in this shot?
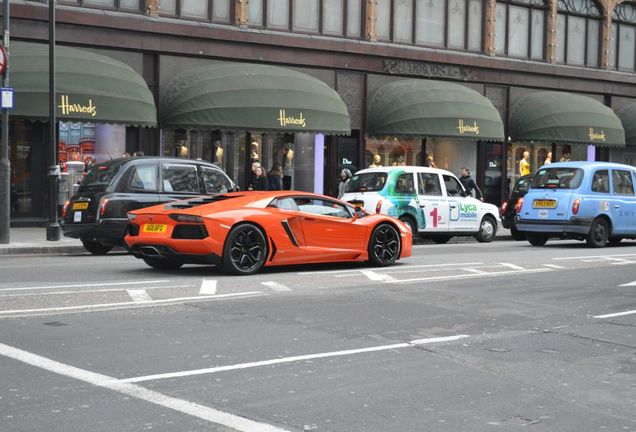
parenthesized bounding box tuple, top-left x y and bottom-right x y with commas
(142, 257, 183, 270)
(221, 224, 267, 275)
(368, 223, 401, 267)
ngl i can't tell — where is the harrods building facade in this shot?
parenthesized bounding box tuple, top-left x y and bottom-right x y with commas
(5, 0, 636, 223)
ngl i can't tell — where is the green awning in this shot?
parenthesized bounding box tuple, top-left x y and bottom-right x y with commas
(366, 79, 505, 140)
(509, 91, 625, 148)
(11, 41, 157, 126)
(616, 102, 636, 147)
(160, 63, 350, 134)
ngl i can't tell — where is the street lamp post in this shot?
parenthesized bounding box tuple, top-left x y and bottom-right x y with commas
(46, 0, 60, 241)
(0, 0, 9, 244)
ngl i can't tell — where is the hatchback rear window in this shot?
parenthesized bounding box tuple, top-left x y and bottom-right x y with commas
(347, 173, 387, 192)
(531, 167, 584, 190)
(79, 161, 122, 191)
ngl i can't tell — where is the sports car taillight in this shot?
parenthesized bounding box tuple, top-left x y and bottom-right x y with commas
(375, 200, 382, 214)
(572, 198, 580, 215)
(514, 197, 523, 214)
(500, 201, 508, 215)
(169, 214, 203, 223)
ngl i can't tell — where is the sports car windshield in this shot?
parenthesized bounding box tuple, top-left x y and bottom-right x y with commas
(347, 173, 387, 192)
(530, 167, 584, 190)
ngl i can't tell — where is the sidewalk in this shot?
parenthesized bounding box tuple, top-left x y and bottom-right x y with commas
(0, 226, 513, 256)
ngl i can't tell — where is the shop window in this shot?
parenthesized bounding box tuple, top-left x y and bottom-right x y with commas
(394, 0, 413, 43)
(555, 0, 601, 67)
(415, 0, 483, 51)
(57, 0, 143, 12)
(376, 0, 392, 41)
(612, 2, 636, 71)
(323, 0, 345, 35)
(158, 0, 232, 22)
(347, 0, 363, 37)
(365, 137, 422, 168)
(495, 0, 547, 60)
(293, 0, 319, 32)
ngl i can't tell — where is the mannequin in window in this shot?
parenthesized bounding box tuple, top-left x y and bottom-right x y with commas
(282, 143, 294, 190)
(544, 151, 552, 165)
(250, 141, 260, 162)
(519, 151, 531, 176)
(369, 154, 382, 168)
(425, 155, 437, 168)
(213, 141, 223, 165)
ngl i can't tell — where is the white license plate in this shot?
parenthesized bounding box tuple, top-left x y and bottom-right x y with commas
(538, 209, 549, 219)
(74, 211, 82, 222)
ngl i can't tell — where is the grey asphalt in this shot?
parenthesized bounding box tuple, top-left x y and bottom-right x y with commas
(0, 226, 513, 255)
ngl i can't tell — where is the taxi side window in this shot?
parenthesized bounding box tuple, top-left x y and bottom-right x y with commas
(162, 164, 200, 193)
(394, 173, 415, 195)
(443, 175, 463, 197)
(201, 166, 231, 194)
(418, 173, 442, 196)
(591, 170, 609, 193)
(612, 170, 635, 196)
(127, 164, 158, 192)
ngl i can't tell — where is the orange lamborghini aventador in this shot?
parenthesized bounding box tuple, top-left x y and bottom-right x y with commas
(125, 191, 412, 275)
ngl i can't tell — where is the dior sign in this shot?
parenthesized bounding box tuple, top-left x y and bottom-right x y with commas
(383, 59, 474, 81)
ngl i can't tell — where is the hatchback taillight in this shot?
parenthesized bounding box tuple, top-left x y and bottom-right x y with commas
(514, 197, 523, 214)
(572, 199, 580, 215)
(99, 198, 109, 218)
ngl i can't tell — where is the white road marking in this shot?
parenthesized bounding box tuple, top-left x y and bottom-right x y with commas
(127, 289, 153, 303)
(296, 262, 483, 275)
(0, 342, 289, 432)
(261, 281, 292, 292)
(199, 279, 217, 295)
(465, 268, 487, 274)
(121, 335, 470, 384)
(594, 309, 636, 319)
(0, 292, 265, 316)
(0, 285, 195, 298)
(360, 270, 397, 282)
(554, 253, 636, 261)
(620, 281, 636, 287)
(543, 264, 566, 269)
(387, 268, 552, 284)
(500, 262, 525, 271)
(0, 280, 171, 293)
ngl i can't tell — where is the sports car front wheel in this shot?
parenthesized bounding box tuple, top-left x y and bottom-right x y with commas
(368, 223, 401, 267)
(221, 224, 267, 275)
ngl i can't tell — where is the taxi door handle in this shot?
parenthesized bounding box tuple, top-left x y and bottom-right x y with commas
(449, 204, 457, 209)
(614, 205, 621, 209)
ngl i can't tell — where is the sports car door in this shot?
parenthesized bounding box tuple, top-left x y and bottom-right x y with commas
(294, 197, 367, 258)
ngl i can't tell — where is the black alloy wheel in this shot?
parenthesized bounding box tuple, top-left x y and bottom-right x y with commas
(368, 223, 401, 267)
(586, 218, 609, 248)
(142, 257, 183, 270)
(222, 224, 267, 275)
(81, 238, 113, 255)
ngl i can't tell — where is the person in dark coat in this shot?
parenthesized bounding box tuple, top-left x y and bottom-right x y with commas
(250, 166, 269, 191)
(459, 167, 484, 201)
(268, 163, 283, 191)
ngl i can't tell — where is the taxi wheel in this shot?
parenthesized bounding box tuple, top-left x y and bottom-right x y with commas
(586, 218, 609, 248)
(81, 238, 113, 255)
(475, 217, 497, 243)
(510, 225, 526, 241)
(399, 216, 417, 238)
(142, 257, 183, 270)
(527, 233, 548, 246)
(221, 224, 267, 275)
(368, 223, 401, 267)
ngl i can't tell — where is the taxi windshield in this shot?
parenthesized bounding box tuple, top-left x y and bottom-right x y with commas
(530, 167, 583, 190)
(347, 172, 387, 192)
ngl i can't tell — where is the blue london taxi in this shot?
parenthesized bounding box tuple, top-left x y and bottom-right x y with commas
(515, 161, 636, 247)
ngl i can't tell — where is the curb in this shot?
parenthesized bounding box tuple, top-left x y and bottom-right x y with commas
(0, 245, 88, 256)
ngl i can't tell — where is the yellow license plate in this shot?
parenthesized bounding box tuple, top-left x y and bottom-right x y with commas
(533, 199, 557, 209)
(72, 202, 89, 210)
(142, 224, 168, 233)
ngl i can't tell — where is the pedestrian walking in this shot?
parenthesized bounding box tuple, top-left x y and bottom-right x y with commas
(459, 167, 484, 201)
(268, 163, 284, 191)
(338, 168, 352, 199)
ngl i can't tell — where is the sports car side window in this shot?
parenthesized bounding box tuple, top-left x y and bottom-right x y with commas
(295, 198, 351, 218)
(272, 197, 299, 211)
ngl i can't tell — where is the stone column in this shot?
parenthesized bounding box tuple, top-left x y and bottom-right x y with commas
(601, 0, 616, 69)
(485, 0, 497, 56)
(365, 0, 377, 42)
(145, 0, 158, 17)
(235, 0, 249, 28)
(546, 0, 558, 63)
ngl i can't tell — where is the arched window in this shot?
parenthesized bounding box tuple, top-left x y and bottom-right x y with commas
(411, 0, 483, 51)
(555, 0, 601, 67)
(495, 0, 547, 60)
(611, 2, 636, 70)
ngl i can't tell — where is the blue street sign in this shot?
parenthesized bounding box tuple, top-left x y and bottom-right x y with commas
(1, 87, 14, 109)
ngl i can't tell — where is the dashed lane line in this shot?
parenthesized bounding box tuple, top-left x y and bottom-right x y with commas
(120, 334, 470, 384)
(127, 289, 153, 303)
(296, 262, 483, 275)
(261, 281, 292, 292)
(594, 309, 636, 319)
(199, 279, 218, 295)
(386, 268, 552, 284)
(360, 270, 397, 282)
(0, 342, 290, 432)
(543, 264, 566, 269)
(500, 262, 525, 271)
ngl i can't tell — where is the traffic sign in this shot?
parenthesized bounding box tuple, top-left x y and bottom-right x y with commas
(1, 87, 14, 109)
(0, 43, 6, 76)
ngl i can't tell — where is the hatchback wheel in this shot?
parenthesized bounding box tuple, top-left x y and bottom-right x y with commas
(221, 224, 267, 275)
(586, 218, 609, 248)
(81, 238, 113, 255)
(368, 223, 401, 267)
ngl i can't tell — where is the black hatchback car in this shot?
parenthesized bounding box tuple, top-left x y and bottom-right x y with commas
(61, 157, 237, 254)
(500, 174, 532, 240)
